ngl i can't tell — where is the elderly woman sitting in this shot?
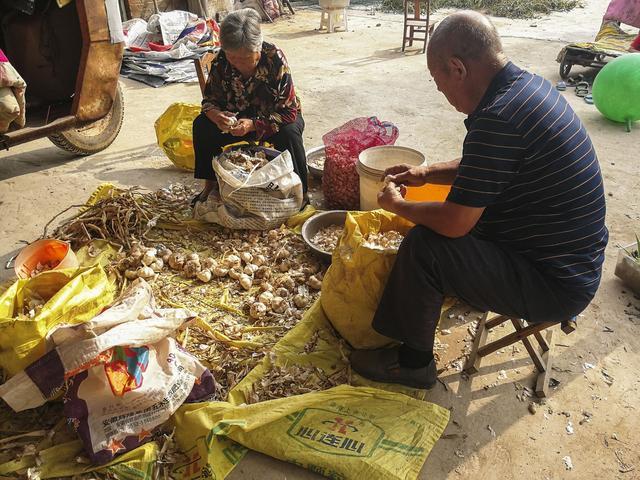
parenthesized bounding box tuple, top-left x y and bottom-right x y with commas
(192, 8, 307, 204)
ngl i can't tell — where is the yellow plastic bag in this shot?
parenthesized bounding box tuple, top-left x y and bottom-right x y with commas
(320, 210, 414, 349)
(0, 243, 117, 376)
(155, 103, 200, 171)
(172, 301, 449, 480)
(0, 438, 158, 479)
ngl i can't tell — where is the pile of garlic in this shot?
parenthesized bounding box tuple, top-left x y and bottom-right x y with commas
(310, 224, 344, 253)
(115, 242, 167, 281)
(362, 230, 404, 252)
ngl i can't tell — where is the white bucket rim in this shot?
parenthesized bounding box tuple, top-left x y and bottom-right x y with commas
(357, 146, 426, 177)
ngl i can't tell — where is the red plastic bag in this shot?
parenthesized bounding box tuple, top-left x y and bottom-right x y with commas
(322, 117, 399, 209)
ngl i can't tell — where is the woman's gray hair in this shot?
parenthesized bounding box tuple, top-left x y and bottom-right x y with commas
(220, 9, 263, 52)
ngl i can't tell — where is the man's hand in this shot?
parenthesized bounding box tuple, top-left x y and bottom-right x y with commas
(383, 164, 429, 187)
(206, 110, 238, 131)
(229, 119, 255, 137)
(377, 180, 407, 212)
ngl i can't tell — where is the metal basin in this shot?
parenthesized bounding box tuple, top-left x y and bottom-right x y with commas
(301, 210, 348, 262)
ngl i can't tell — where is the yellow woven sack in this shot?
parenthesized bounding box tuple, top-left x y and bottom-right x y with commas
(0, 243, 117, 376)
(154, 103, 200, 171)
(320, 210, 414, 349)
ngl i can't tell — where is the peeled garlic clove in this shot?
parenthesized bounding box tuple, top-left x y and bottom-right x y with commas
(228, 266, 243, 280)
(197, 269, 212, 283)
(271, 296, 287, 314)
(254, 254, 266, 266)
(213, 266, 228, 277)
(276, 287, 289, 298)
(168, 252, 185, 270)
(150, 258, 164, 272)
(258, 290, 274, 307)
(250, 302, 268, 319)
(137, 266, 155, 279)
(225, 254, 241, 269)
(293, 293, 310, 308)
(240, 252, 253, 264)
(307, 275, 322, 290)
(202, 257, 217, 270)
(124, 269, 138, 280)
(239, 274, 253, 290)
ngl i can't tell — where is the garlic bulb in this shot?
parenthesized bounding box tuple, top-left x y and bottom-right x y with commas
(240, 252, 253, 265)
(137, 266, 155, 279)
(250, 302, 268, 319)
(307, 275, 322, 290)
(213, 266, 228, 278)
(142, 248, 157, 266)
(253, 254, 266, 266)
(239, 274, 253, 290)
(293, 293, 310, 308)
(225, 254, 241, 269)
(261, 282, 274, 292)
(202, 257, 217, 270)
(124, 269, 138, 280)
(276, 275, 295, 291)
(278, 260, 291, 272)
(168, 252, 185, 270)
(228, 266, 243, 280)
(244, 264, 258, 275)
(271, 296, 287, 314)
(186, 252, 200, 263)
(183, 260, 201, 278)
(258, 290, 274, 307)
(150, 258, 164, 272)
(197, 269, 212, 283)
(254, 266, 272, 279)
(276, 248, 291, 260)
(276, 287, 289, 298)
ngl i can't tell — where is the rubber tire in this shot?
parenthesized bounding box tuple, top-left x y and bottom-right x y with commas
(48, 83, 124, 155)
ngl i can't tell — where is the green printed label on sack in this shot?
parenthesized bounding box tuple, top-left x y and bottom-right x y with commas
(287, 407, 384, 457)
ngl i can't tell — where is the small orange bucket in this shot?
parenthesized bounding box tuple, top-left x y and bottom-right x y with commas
(405, 184, 452, 203)
(14, 239, 79, 279)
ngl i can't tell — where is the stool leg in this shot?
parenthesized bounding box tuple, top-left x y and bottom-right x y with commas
(320, 11, 325, 31)
(329, 10, 334, 33)
(343, 8, 348, 31)
(464, 311, 489, 375)
(535, 329, 555, 398)
(409, 25, 414, 46)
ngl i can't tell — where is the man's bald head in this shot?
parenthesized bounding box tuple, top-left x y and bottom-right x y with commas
(428, 11, 503, 67)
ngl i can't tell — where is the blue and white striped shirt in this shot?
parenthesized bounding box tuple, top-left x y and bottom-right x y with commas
(448, 62, 608, 294)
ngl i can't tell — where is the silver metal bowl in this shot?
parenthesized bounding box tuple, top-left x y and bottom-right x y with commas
(306, 145, 325, 179)
(301, 210, 348, 262)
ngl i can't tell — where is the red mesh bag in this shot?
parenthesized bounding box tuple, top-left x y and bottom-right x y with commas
(322, 117, 399, 209)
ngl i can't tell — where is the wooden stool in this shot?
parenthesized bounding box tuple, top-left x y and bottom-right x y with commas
(320, 8, 348, 33)
(402, 0, 434, 53)
(464, 313, 577, 398)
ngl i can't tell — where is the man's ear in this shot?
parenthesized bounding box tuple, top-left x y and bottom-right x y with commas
(448, 56, 468, 82)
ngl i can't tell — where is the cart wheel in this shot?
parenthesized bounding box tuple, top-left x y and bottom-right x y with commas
(559, 57, 573, 80)
(48, 83, 124, 155)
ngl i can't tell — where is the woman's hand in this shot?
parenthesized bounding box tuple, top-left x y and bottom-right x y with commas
(377, 180, 407, 212)
(382, 164, 429, 187)
(206, 110, 238, 131)
(229, 119, 255, 137)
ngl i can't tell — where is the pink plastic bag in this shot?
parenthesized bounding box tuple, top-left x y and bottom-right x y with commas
(322, 117, 399, 210)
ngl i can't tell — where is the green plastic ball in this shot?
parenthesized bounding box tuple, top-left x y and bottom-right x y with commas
(592, 53, 640, 131)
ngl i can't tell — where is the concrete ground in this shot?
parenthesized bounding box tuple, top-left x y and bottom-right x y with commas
(1, 0, 639, 478)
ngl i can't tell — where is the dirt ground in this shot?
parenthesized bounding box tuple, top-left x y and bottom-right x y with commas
(1, 0, 639, 478)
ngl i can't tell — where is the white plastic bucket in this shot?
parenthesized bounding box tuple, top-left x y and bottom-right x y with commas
(356, 146, 426, 210)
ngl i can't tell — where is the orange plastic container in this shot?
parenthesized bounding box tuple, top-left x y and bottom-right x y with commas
(405, 184, 451, 203)
(14, 239, 78, 279)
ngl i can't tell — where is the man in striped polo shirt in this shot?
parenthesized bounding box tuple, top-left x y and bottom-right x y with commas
(351, 11, 608, 389)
